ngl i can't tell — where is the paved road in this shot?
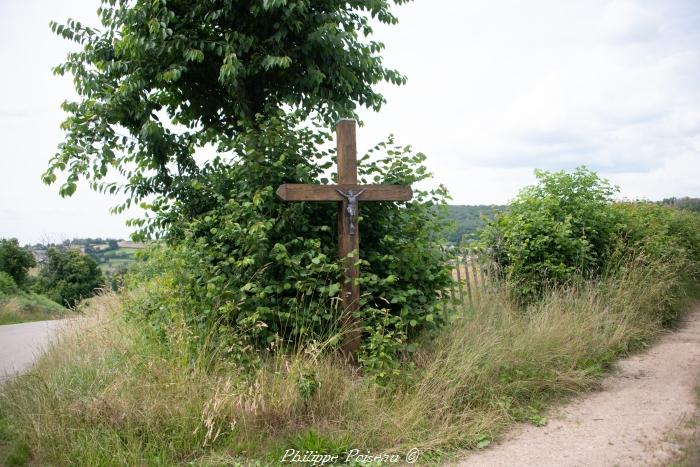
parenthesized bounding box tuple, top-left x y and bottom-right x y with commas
(0, 320, 65, 381)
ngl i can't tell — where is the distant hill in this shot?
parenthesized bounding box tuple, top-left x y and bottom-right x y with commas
(445, 205, 506, 244)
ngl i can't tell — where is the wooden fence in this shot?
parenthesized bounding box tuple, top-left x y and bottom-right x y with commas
(442, 247, 500, 314)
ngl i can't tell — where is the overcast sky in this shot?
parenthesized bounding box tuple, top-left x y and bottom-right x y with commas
(1, 0, 699, 244)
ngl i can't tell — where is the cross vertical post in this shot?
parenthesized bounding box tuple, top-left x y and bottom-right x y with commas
(275, 119, 413, 358)
(336, 119, 362, 355)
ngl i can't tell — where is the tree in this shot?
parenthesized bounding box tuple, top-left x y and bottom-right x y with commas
(45, 0, 409, 236)
(47, 0, 452, 367)
(37, 248, 104, 307)
(125, 116, 452, 365)
(0, 238, 36, 287)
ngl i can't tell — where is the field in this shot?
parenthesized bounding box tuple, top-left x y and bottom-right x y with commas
(92, 248, 139, 274)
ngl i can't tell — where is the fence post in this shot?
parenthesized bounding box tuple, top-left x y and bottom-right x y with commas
(461, 251, 473, 308)
(486, 247, 497, 292)
(449, 264, 458, 315)
(477, 248, 487, 294)
(454, 253, 466, 312)
(468, 248, 480, 303)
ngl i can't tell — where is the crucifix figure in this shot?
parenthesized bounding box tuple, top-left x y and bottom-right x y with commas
(276, 119, 412, 356)
(335, 188, 367, 235)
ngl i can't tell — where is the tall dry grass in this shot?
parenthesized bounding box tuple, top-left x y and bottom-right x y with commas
(0, 253, 694, 465)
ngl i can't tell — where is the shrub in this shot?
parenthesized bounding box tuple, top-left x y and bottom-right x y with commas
(481, 167, 620, 301)
(0, 271, 19, 295)
(610, 202, 700, 324)
(612, 202, 700, 272)
(124, 115, 452, 368)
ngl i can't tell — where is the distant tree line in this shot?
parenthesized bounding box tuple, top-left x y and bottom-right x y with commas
(660, 197, 700, 213)
(33, 238, 122, 250)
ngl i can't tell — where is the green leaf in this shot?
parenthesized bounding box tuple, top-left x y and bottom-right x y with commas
(59, 182, 77, 197)
(327, 283, 340, 297)
(476, 435, 491, 449)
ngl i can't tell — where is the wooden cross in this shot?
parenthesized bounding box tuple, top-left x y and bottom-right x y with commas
(276, 119, 412, 356)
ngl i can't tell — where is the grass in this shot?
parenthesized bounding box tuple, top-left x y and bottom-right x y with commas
(0, 291, 69, 325)
(668, 383, 700, 467)
(0, 253, 694, 466)
(93, 247, 139, 273)
(95, 247, 139, 258)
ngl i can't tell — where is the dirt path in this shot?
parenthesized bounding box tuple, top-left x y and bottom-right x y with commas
(456, 306, 700, 467)
(0, 319, 65, 382)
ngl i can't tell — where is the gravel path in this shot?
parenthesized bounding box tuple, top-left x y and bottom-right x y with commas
(456, 306, 700, 467)
(0, 319, 65, 382)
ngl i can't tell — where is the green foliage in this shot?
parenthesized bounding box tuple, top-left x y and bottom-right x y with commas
(481, 166, 700, 309)
(0, 258, 69, 325)
(0, 410, 31, 467)
(482, 167, 620, 301)
(91, 247, 138, 274)
(124, 114, 451, 367)
(0, 271, 19, 296)
(3, 439, 31, 467)
(0, 239, 35, 287)
(47, 0, 448, 373)
(357, 307, 406, 385)
(45, 0, 409, 221)
(104, 264, 129, 292)
(36, 248, 104, 307)
(610, 202, 700, 325)
(613, 202, 700, 271)
(297, 371, 320, 404)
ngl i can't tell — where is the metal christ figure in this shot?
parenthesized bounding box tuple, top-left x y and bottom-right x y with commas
(335, 188, 367, 235)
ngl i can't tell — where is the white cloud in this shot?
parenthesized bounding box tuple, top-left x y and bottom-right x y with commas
(598, 0, 660, 43)
(360, 0, 700, 202)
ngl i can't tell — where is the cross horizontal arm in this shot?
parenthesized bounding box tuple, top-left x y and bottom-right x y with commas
(276, 184, 412, 202)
